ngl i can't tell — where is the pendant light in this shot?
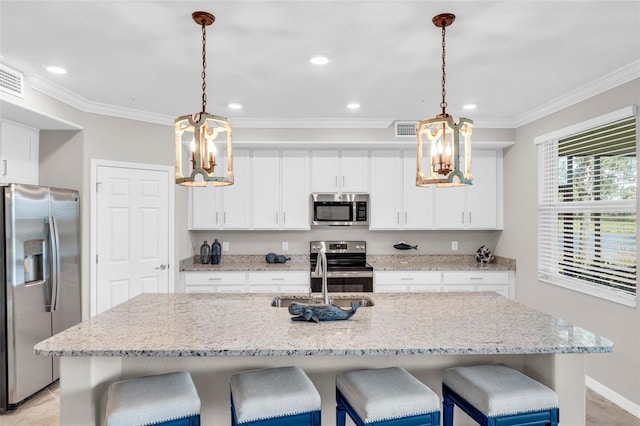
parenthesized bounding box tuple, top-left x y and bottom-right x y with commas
(416, 13, 473, 187)
(175, 11, 234, 187)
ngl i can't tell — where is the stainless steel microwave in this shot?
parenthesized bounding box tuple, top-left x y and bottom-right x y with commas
(311, 193, 369, 226)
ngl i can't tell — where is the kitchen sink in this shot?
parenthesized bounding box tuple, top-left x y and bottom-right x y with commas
(271, 295, 375, 308)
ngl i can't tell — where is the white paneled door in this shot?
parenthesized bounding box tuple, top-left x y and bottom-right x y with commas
(94, 163, 172, 315)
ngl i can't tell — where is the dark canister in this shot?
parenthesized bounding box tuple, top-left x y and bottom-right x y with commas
(211, 239, 222, 264)
(200, 241, 211, 264)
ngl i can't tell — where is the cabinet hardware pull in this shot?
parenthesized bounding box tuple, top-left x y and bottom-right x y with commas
(461, 212, 464, 223)
(2, 160, 6, 176)
(283, 212, 286, 224)
(342, 176, 345, 187)
(404, 212, 408, 223)
(401, 277, 415, 281)
(470, 277, 483, 280)
(335, 176, 338, 188)
(469, 212, 472, 223)
(216, 212, 219, 224)
(272, 277, 285, 281)
(224, 212, 227, 224)
(275, 212, 278, 224)
(396, 212, 400, 223)
(208, 277, 222, 281)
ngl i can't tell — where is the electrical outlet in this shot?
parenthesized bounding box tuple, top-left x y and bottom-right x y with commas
(222, 241, 229, 252)
(282, 241, 289, 251)
(451, 241, 458, 251)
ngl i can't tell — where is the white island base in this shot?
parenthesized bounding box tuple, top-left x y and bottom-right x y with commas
(60, 352, 585, 426)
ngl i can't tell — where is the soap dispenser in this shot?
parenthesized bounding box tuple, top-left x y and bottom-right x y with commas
(211, 239, 222, 264)
(200, 241, 211, 264)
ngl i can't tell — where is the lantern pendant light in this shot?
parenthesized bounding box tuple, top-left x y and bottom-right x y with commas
(175, 11, 234, 187)
(416, 13, 473, 187)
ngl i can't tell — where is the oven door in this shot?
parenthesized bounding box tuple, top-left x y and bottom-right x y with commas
(310, 276, 373, 292)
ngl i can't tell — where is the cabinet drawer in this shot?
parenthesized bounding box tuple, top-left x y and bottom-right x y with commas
(442, 271, 509, 285)
(248, 271, 309, 286)
(375, 271, 442, 285)
(183, 272, 247, 285)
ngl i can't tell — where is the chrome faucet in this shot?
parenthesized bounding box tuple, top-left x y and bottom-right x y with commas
(315, 249, 330, 305)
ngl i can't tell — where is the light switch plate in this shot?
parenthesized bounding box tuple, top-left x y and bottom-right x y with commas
(451, 241, 458, 251)
(222, 241, 229, 251)
(282, 241, 289, 251)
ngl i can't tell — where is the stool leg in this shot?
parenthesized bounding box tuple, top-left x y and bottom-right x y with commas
(336, 396, 347, 426)
(443, 391, 454, 426)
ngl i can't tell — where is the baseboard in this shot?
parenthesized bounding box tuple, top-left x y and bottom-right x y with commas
(586, 375, 640, 419)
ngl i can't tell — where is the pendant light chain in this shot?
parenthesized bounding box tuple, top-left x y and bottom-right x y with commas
(440, 24, 447, 116)
(200, 20, 208, 114)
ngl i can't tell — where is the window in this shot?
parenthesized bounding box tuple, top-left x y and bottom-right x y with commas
(536, 106, 637, 305)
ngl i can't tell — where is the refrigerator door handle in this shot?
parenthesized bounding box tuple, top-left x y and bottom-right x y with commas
(49, 216, 61, 312)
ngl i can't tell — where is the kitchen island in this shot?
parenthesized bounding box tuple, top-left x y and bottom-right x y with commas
(35, 292, 612, 425)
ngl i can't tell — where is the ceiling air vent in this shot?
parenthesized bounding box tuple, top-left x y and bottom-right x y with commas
(0, 64, 25, 99)
(395, 121, 417, 137)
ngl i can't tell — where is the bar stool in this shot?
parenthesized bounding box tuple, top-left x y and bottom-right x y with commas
(230, 366, 321, 426)
(443, 364, 559, 426)
(105, 371, 201, 426)
(336, 367, 440, 425)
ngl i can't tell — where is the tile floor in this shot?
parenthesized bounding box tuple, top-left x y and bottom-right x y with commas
(0, 382, 638, 425)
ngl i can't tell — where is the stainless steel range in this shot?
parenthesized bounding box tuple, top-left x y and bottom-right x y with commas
(310, 241, 373, 292)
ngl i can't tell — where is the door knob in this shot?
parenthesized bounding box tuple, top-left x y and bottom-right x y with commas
(155, 264, 167, 270)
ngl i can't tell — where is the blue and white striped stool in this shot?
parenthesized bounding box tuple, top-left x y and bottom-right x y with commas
(230, 366, 321, 426)
(336, 367, 441, 425)
(443, 364, 559, 426)
(105, 371, 201, 426)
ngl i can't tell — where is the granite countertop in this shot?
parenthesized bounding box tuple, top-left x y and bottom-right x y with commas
(180, 254, 516, 272)
(35, 292, 612, 357)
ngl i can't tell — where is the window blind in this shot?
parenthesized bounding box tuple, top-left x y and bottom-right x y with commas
(538, 115, 637, 299)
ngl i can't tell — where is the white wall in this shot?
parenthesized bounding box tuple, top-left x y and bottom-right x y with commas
(496, 78, 640, 408)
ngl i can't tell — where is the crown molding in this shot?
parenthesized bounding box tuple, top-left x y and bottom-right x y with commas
(28, 74, 174, 126)
(513, 60, 640, 127)
(26, 61, 640, 130)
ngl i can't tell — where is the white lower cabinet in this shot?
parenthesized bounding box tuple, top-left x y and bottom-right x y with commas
(182, 272, 248, 293)
(247, 272, 309, 293)
(375, 270, 513, 298)
(374, 271, 442, 292)
(182, 271, 309, 293)
(442, 271, 512, 298)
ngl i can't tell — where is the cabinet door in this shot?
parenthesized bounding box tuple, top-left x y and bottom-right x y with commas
(281, 150, 310, 229)
(189, 186, 221, 230)
(369, 151, 401, 229)
(251, 150, 280, 229)
(467, 150, 498, 229)
(434, 185, 466, 229)
(310, 150, 339, 192)
(340, 150, 369, 192)
(403, 150, 434, 229)
(221, 150, 251, 229)
(0, 121, 39, 185)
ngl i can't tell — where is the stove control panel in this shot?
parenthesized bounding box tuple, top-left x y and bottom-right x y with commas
(310, 241, 366, 254)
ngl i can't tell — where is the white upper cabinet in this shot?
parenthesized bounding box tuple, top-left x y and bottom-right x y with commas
(369, 150, 433, 230)
(0, 120, 39, 185)
(311, 150, 368, 193)
(188, 149, 251, 230)
(252, 149, 309, 230)
(434, 150, 501, 229)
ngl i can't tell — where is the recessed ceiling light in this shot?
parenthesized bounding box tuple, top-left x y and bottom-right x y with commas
(347, 103, 361, 110)
(310, 54, 331, 65)
(463, 103, 478, 110)
(228, 102, 243, 110)
(45, 65, 67, 75)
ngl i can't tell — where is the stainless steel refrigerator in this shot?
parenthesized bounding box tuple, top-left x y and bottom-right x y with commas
(0, 184, 81, 412)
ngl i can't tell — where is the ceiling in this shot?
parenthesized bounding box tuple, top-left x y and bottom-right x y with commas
(1, 1, 639, 129)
